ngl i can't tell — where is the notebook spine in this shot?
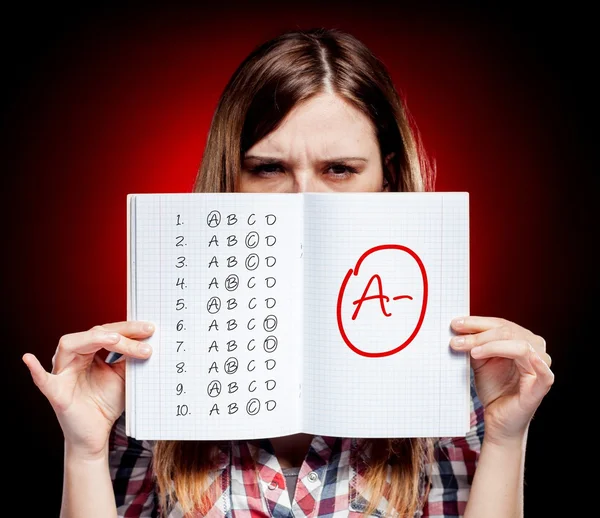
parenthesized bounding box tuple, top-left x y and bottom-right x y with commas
(125, 194, 137, 437)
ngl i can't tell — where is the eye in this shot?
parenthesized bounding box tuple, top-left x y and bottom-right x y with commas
(325, 164, 359, 179)
(248, 163, 285, 177)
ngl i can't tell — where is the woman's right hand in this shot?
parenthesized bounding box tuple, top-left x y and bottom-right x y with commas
(22, 321, 154, 459)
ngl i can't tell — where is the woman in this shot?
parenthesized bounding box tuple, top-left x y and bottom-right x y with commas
(22, 28, 553, 517)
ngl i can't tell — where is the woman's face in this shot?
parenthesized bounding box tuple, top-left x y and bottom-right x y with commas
(239, 93, 386, 193)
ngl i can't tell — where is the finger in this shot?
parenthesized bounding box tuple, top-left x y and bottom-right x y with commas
(51, 321, 155, 370)
(53, 327, 153, 374)
(22, 353, 52, 397)
(525, 333, 547, 357)
(469, 340, 536, 375)
(451, 316, 506, 333)
(99, 320, 155, 378)
(52, 328, 119, 373)
(56, 321, 155, 361)
(451, 325, 546, 354)
(96, 321, 155, 365)
(452, 316, 535, 342)
(97, 320, 156, 339)
(544, 351, 552, 368)
(450, 326, 508, 351)
(528, 350, 555, 403)
(451, 317, 546, 354)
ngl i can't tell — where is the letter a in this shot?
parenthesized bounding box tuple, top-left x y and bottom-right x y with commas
(352, 274, 391, 320)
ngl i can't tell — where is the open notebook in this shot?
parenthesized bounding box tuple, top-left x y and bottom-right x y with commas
(125, 192, 470, 440)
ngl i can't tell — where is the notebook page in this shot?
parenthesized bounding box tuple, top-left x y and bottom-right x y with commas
(127, 193, 303, 440)
(302, 192, 470, 437)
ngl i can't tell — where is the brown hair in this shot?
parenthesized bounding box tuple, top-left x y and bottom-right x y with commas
(193, 27, 434, 193)
(155, 27, 435, 517)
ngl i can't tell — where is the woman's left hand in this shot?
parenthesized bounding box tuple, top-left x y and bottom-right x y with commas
(450, 316, 554, 444)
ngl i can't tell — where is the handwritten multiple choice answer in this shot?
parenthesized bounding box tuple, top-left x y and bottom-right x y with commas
(200, 211, 280, 419)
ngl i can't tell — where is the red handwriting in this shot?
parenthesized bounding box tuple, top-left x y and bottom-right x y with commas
(351, 274, 413, 319)
(337, 244, 428, 358)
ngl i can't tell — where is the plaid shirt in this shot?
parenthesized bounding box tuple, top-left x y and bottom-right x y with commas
(110, 380, 484, 518)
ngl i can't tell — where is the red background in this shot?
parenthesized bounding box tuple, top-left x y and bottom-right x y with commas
(4, 2, 593, 516)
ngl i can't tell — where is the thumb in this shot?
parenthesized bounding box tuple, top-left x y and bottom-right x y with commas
(22, 353, 52, 397)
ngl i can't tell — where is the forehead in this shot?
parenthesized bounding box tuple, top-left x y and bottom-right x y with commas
(247, 93, 378, 156)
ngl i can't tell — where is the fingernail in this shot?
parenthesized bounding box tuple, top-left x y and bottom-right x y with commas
(452, 318, 464, 327)
(106, 333, 120, 342)
(139, 344, 152, 355)
(143, 323, 155, 332)
(471, 346, 482, 356)
(452, 336, 465, 348)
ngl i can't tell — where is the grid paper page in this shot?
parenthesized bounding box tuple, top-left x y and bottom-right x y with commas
(127, 193, 303, 440)
(302, 192, 470, 437)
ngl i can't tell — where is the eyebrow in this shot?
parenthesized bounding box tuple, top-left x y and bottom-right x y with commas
(244, 155, 369, 163)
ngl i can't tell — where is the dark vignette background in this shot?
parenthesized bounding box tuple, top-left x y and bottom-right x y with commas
(2, 2, 594, 516)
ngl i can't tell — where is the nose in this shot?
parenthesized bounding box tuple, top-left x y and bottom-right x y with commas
(290, 170, 324, 193)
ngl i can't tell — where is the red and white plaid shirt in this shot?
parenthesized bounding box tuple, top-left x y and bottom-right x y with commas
(109, 380, 483, 517)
